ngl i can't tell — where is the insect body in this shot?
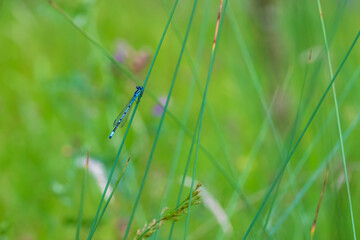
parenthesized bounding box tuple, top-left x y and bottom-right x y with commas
(109, 86, 144, 139)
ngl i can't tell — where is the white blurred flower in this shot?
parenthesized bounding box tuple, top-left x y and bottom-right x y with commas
(76, 156, 113, 201)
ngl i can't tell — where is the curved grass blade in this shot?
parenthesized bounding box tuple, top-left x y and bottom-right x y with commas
(87, 101, 140, 239)
(310, 166, 329, 240)
(184, 0, 228, 238)
(268, 112, 360, 237)
(316, 1, 356, 238)
(92, 154, 132, 233)
(122, 0, 184, 238)
(168, 116, 200, 239)
(260, 51, 313, 236)
(227, 7, 285, 158)
(152, 1, 210, 238)
(261, 66, 360, 236)
(243, 31, 360, 239)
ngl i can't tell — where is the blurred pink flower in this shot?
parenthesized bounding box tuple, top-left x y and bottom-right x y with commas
(153, 97, 170, 116)
(114, 40, 130, 63)
(132, 50, 151, 72)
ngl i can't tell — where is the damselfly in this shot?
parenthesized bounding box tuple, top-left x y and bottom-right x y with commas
(109, 86, 144, 139)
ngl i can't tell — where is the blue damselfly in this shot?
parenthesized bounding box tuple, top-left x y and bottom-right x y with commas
(109, 86, 144, 139)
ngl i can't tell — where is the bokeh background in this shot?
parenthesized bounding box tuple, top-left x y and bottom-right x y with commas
(1, 0, 360, 239)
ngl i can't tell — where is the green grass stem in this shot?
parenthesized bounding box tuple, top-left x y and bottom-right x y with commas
(123, 0, 197, 238)
(152, 1, 210, 238)
(316, 1, 356, 238)
(184, 0, 229, 238)
(268, 112, 360, 237)
(243, 31, 360, 239)
(92, 154, 131, 232)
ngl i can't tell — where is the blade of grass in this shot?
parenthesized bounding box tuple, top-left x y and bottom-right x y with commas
(310, 166, 329, 240)
(228, 7, 305, 224)
(87, 100, 141, 239)
(161, 0, 250, 208)
(89, 0, 181, 235)
(167, 5, 237, 231)
(264, 66, 360, 232)
(214, 61, 295, 240)
(268, 111, 360, 237)
(262, 65, 360, 238)
(243, 31, 360, 239)
(91, 154, 132, 233)
(214, 9, 312, 239)
(123, 0, 197, 238)
(152, 1, 210, 238)
(261, 51, 313, 236)
(168, 116, 200, 239)
(227, 7, 285, 158)
(76, 151, 89, 240)
(184, 0, 228, 238)
(217, 64, 360, 239)
(161, 0, 239, 180)
(316, 1, 356, 238)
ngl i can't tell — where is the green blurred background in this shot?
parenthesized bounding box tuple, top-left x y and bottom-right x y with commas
(0, 0, 360, 239)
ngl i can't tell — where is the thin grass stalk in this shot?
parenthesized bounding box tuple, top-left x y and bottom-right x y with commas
(228, 7, 304, 217)
(168, 116, 200, 239)
(243, 31, 360, 239)
(227, 7, 285, 158)
(92, 154, 132, 232)
(214, 65, 300, 239)
(164, 0, 251, 209)
(291, 66, 360, 177)
(268, 62, 360, 238)
(310, 166, 329, 240)
(162, 0, 239, 182)
(261, 178, 281, 238)
(261, 52, 313, 234)
(184, 0, 228, 238)
(216, 64, 360, 240)
(152, 72, 197, 240)
(228, 9, 305, 224)
(123, 0, 197, 238)
(316, 1, 356, 238)
(267, 66, 360, 226)
(87, 101, 141, 239)
(76, 151, 89, 240)
(152, 1, 210, 238)
(268, 112, 360, 237)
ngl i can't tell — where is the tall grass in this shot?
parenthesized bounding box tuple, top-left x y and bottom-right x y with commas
(1, 0, 360, 239)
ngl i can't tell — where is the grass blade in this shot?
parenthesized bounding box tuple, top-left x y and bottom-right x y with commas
(90, 154, 132, 234)
(316, 1, 357, 238)
(310, 166, 329, 240)
(152, 0, 210, 238)
(123, 0, 197, 238)
(184, 0, 228, 238)
(243, 31, 360, 239)
(268, 112, 360, 237)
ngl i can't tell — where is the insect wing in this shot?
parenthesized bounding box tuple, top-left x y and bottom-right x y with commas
(119, 100, 135, 128)
(113, 98, 133, 127)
